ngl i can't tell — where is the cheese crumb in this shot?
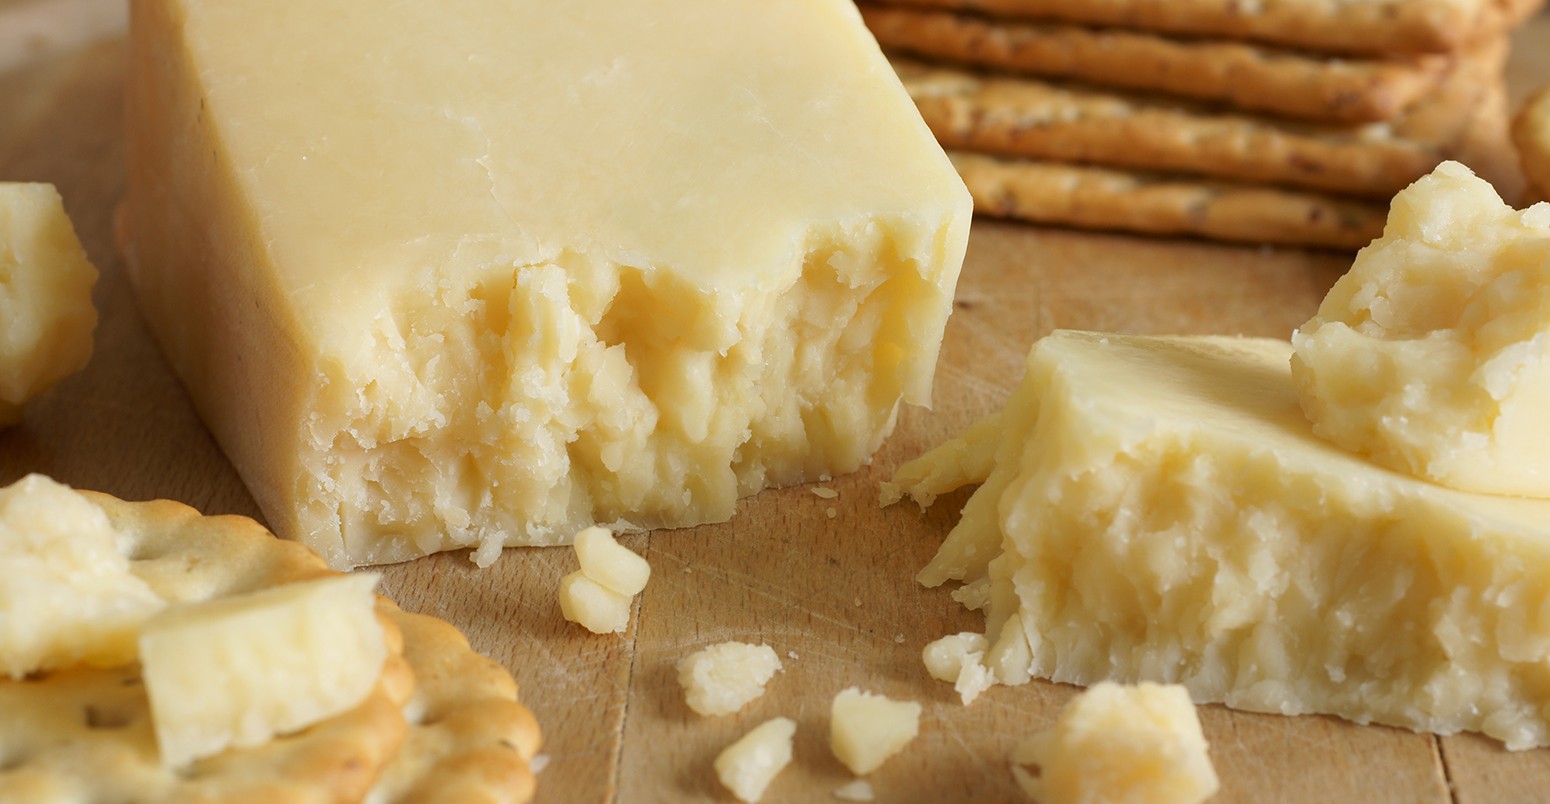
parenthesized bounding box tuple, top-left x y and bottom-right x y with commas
(830, 687, 922, 775)
(826, 507, 839, 519)
(833, 779, 876, 801)
(811, 487, 839, 499)
(923, 632, 994, 705)
(676, 642, 783, 716)
(715, 717, 796, 803)
(529, 754, 550, 774)
(1014, 682, 1218, 804)
(558, 527, 648, 634)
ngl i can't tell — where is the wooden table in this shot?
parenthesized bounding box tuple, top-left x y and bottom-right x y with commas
(4, 4, 1550, 801)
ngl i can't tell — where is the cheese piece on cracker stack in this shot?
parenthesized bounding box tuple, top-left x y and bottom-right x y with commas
(862, 0, 1541, 248)
(122, 0, 970, 570)
(0, 474, 541, 802)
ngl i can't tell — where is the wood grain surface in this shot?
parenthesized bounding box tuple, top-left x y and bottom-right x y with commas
(3, 7, 1549, 802)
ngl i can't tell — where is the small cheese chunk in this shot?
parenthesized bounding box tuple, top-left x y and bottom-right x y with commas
(0, 183, 97, 427)
(1015, 682, 1218, 804)
(833, 779, 876, 801)
(557, 571, 633, 635)
(140, 573, 388, 768)
(677, 641, 783, 716)
(0, 474, 165, 678)
(922, 632, 994, 705)
(893, 331, 1550, 749)
(714, 716, 796, 803)
(124, 0, 971, 569)
(574, 527, 650, 597)
(830, 687, 922, 776)
(1293, 161, 1550, 497)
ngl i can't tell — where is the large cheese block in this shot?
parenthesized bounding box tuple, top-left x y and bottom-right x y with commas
(889, 331, 1550, 749)
(122, 0, 971, 568)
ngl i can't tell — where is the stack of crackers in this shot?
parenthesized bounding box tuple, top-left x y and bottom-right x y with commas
(862, 0, 1543, 249)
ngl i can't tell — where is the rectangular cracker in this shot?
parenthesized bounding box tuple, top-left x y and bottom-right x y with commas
(871, 0, 1543, 55)
(860, 4, 1448, 123)
(947, 81, 1520, 249)
(895, 37, 1507, 201)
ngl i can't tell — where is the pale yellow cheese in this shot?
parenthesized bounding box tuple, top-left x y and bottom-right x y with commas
(829, 687, 922, 776)
(557, 571, 632, 635)
(714, 717, 797, 803)
(890, 331, 1550, 749)
(574, 526, 650, 597)
(677, 641, 783, 717)
(140, 573, 387, 768)
(0, 474, 165, 678)
(0, 183, 97, 427)
(123, 0, 971, 569)
(1293, 161, 1550, 498)
(1013, 682, 1218, 804)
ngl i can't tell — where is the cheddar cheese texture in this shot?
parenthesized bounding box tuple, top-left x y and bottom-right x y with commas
(890, 331, 1550, 749)
(1293, 161, 1550, 498)
(0, 183, 97, 427)
(123, 0, 970, 568)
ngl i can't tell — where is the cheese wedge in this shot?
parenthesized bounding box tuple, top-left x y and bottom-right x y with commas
(890, 331, 1550, 750)
(122, 0, 970, 569)
(0, 183, 97, 427)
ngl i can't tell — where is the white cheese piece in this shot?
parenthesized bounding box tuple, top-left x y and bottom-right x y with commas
(140, 573, 387, 768)
(893, 330, 1550, 749)
(0, 474, 165, 678)
(0, 183, 97, 427)
(573, 526, 650, 597)
(829, 687, 922, 775)
(676, 641, 783, 717)
(714, 717, 796, 803)
(123, 0, 971, 570)
(1293, 161, 1550, 497)
(921, 632, 994, 705)
(557, 571, 632, 635)
(1014, 682, 1219, 804)
(833, 779, 876, 801)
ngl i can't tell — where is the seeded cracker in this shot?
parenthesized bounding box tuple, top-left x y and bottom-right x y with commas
(872, 0, 1544, 55)
(861, 4, 1450, 123)
(894, 38, 1509, 200)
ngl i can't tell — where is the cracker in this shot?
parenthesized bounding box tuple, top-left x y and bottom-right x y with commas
(871, 0, 1544, 55)
(368, 604, 542, 804)
(860, 4, 1447, 123)
(949, 151, 1388, 249)
(0, 495, 413, 803)
(895, 37, 1507, 200)
(1512, 86, 1550, 202)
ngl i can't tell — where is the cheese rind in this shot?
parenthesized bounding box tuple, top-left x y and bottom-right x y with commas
(123, 0, 970, 569)
(1015, 682, 1218, 804)
(1292, 161, 1550, 498)
(0, 474, 165, 678)
(0, 183, 97, 427)
(894, 330, 1550, 749)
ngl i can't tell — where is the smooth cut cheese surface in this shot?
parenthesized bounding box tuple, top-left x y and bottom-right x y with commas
(890, 330, 1550, 749)
(123, 0, 970, 569)
(714, 717, 796, 803)
(1293, 161, 1550, 498)
(829, 687, 922, 776)
(1013, 682, 1218, 804)
(0, 183, 97, 427)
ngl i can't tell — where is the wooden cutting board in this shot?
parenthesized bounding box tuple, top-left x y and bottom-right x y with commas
(3, 6, 1550, 801)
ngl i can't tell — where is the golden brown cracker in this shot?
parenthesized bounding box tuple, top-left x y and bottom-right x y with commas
(1512, 86, 1550, 202)
(369, 604, 542, 804)
(950, 151, 1387, 249)
(872, 0, 1543, 55)
(0, 494, 413, 804)
(861, 4, 1448, 123)
(895, 38, 1506, 200)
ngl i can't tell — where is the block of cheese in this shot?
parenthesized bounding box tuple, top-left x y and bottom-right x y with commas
(1293, 161, 1550, 498)
(1013, 682, 1218, 804)
(889, 330, 1550, 749)
(0, 183, 97, 427)
(0, 474, 165, 678)
(122, 0, 971, 569)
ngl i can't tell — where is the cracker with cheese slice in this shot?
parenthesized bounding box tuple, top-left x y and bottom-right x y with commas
(861, 4, 1450, 123)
